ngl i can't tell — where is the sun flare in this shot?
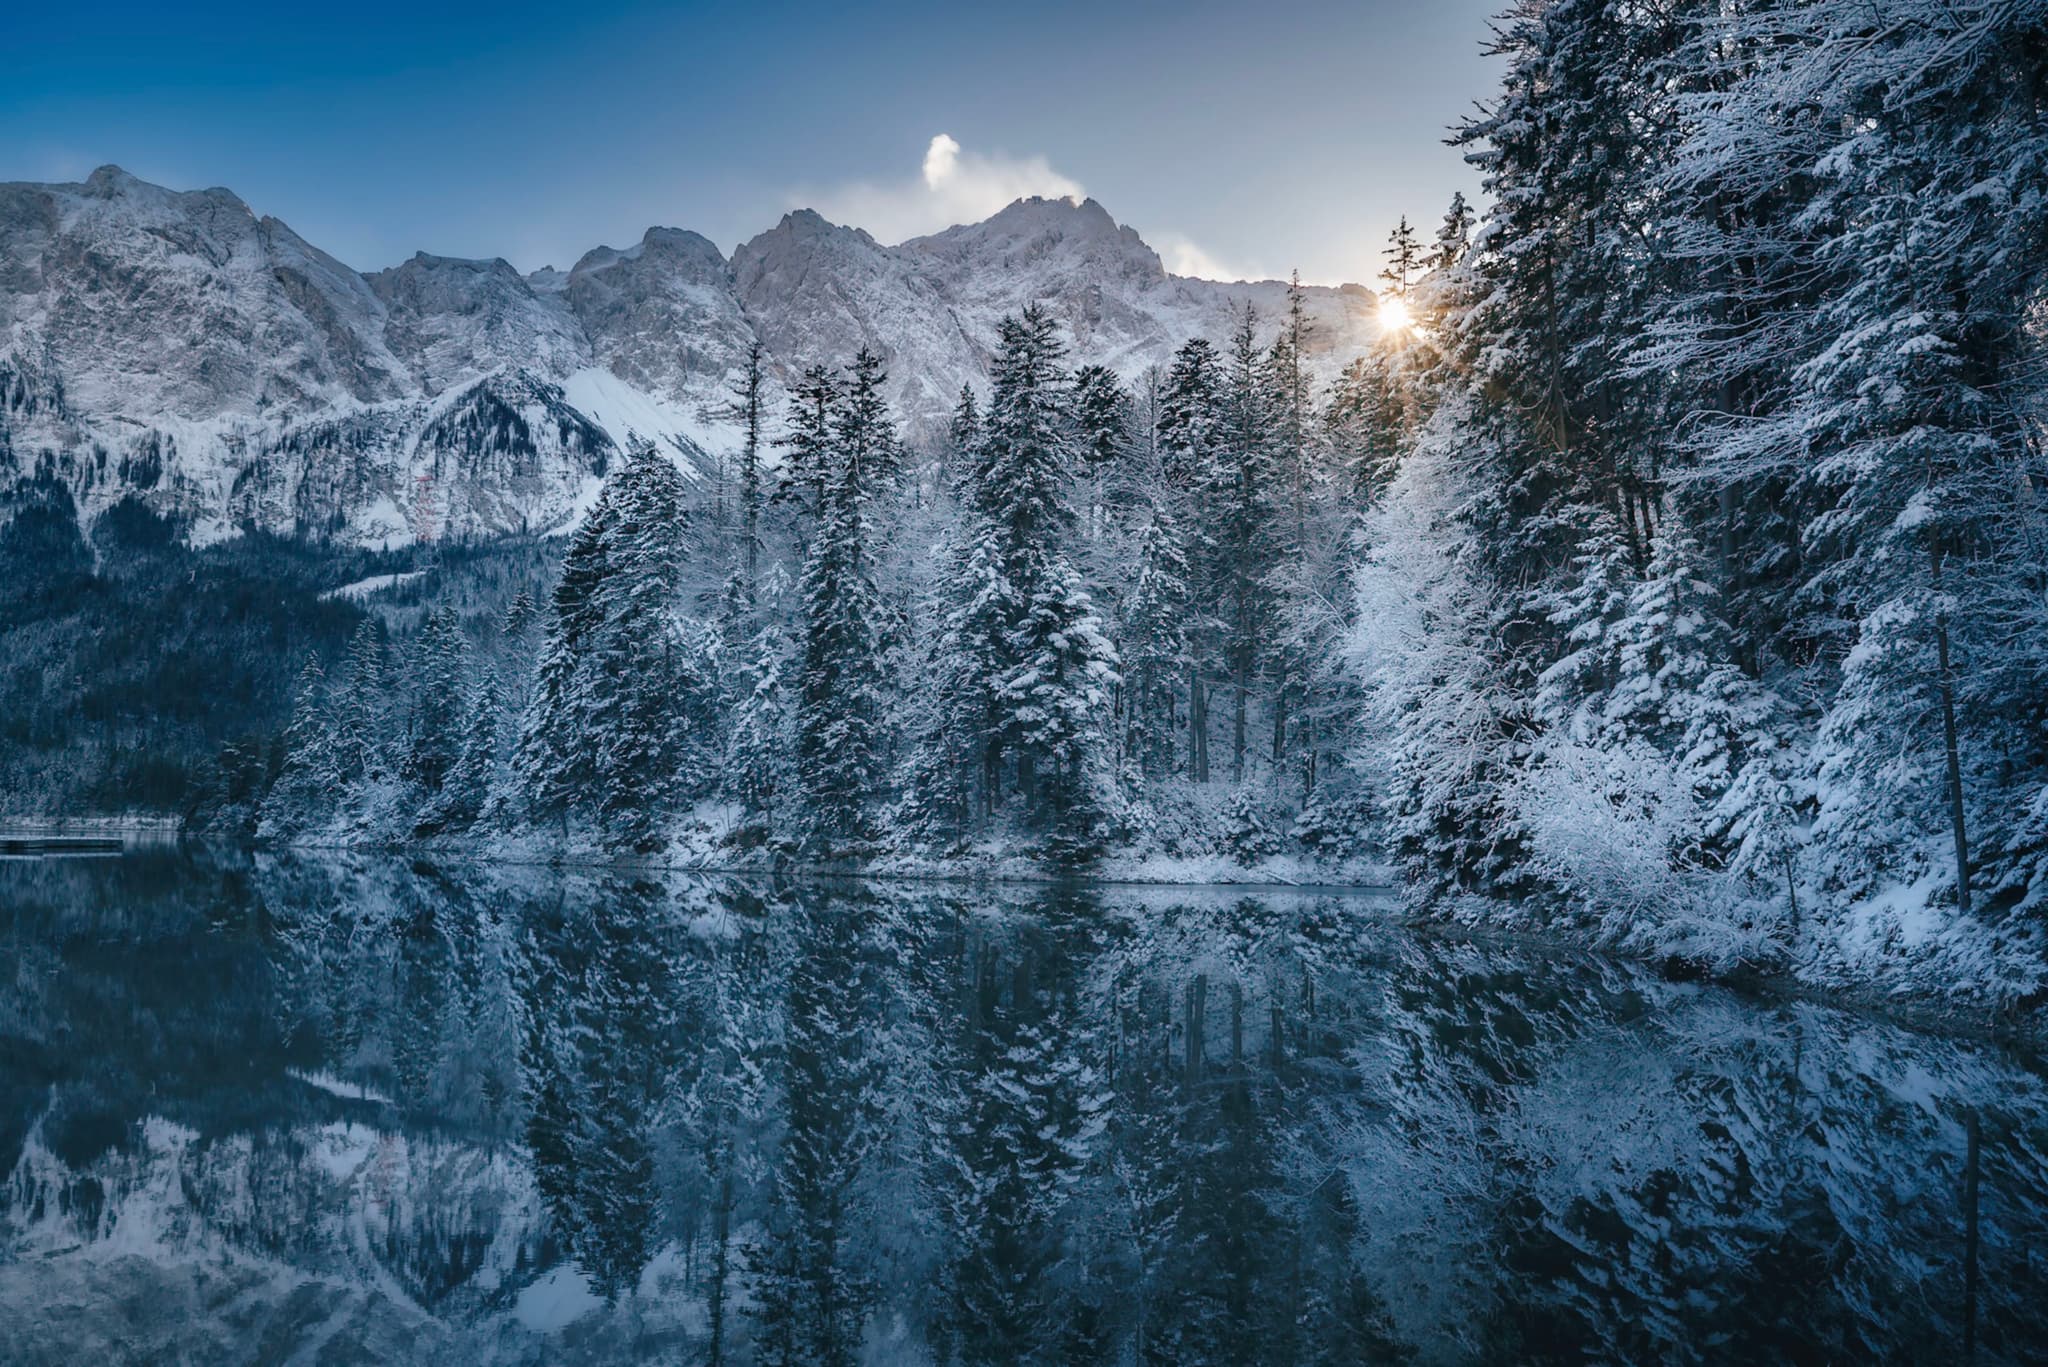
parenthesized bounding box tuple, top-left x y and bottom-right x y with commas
(1377, 293, 1411, 335)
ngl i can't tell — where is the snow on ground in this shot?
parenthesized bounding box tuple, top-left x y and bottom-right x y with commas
(320, 570, 430, 602)
(514, 1265, 603, 1332)
(289, 1068, 395, 1105)
(561, 366, 740, 471)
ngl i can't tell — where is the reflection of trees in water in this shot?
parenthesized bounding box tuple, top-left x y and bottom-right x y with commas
(3, 852, 2047, 1364)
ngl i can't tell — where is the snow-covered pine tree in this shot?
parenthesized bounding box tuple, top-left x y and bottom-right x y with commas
(263, 653, 337, 831)
(946, 382, 982, 496)
(1070, 364, 1130, 474)
(329, 616, 391, 788)
(797, 351, 895, 854)
(1322, 352, 1406, 501)
(897, 517, 1014, 840)
(726, 625, 795, 846)
(1121, 509, 1191, 782)
(774, 362, 841, 535)
(960, 305, 1127, 842)
(1434, 190, 1473, 270)
(1206, 303, 1279, 783)
(1263, 273, 1320, 779)
(516, 446, 694, 846)
(593, 445, 694, 847)
(1155, 336, 1221, 494)
(998, 554, 1122, 853)
(404, 606, 469, 795)
(424, 664, 504, 834)
(730, 341, 767, 602)
(518, 495, 613, 824)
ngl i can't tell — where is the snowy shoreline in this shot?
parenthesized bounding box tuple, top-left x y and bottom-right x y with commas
(259, 831, 2046, 1050)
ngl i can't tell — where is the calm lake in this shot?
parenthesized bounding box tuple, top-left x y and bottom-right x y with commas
(2, 850, 2044, 1364)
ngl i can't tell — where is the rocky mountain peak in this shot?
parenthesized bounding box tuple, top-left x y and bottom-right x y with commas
(0, 167, 1379, 545)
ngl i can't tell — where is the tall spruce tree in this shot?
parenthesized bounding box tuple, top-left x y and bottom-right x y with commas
(797, 351, 896, 853)
(730, 341, 767, 603)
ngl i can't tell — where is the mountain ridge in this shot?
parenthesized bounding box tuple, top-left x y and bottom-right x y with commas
(0, 165, 1384, 545)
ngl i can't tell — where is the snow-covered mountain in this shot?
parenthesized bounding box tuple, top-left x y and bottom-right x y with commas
(0, 166, 1382, 545)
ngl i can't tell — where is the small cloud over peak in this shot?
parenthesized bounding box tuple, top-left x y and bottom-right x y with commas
(800, 134, 1085, 244)
(921, 133, 961, 190)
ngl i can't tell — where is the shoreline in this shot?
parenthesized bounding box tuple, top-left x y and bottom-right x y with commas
(247, 831, 2048, 1054)
(26, 824, 2038, 1053)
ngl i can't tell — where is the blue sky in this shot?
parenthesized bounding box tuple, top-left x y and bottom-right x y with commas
(7, 0, 1501, 285)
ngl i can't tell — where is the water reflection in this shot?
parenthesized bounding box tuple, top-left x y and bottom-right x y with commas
(1, 850, 2044, 1364)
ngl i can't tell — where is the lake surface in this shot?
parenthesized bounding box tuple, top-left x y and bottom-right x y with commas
(1, 851, 2044, 1365)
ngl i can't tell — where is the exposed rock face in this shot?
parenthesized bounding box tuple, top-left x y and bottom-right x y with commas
(0, 168, 1382, 545)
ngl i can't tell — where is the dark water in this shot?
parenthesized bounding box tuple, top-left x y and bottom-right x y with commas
(1, 851, 2044, 1365)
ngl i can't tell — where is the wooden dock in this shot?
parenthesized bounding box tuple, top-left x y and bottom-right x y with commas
(0, 818, 180, 858)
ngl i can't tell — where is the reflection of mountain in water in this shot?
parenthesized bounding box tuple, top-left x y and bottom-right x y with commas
(1, 851, 2044, 1364)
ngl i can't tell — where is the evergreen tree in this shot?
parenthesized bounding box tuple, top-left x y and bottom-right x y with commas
(330, 617, 391, 787)
(1156, 337, 1222, 492)
(263, 653, 337, 830)
(1379, 215, 1424, 296)
(1122, 511, 1192, 781)
(425, 664, 504, 834)
(1207, 303, 1280, 783)
(947, 382, 982, 494)
(999, 555, 1122, 851)
(775, 362, 841, 533)
(1434, 190, 1474, 269)
(797, 352, 895, 854)
(898, 517, 1015, 839)
(730, 340, 767, 602)
(1070, 363, 1132, 475)
(404, 607, 469, 795)
(517, 494, 612, 824)
(517, 446, 695, 847)
(595, 447, 695, 847)
(726, 625, 795, 843)
(1323, 352, 1407, 500)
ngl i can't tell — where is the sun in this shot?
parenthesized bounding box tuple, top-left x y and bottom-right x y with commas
(1377, 293, 1412, 336)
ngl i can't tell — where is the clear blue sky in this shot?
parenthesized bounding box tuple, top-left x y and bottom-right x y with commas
(6, 0, 1501, 285)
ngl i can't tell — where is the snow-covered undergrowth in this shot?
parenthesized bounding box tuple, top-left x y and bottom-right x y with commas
(284, 782, 1394, 890)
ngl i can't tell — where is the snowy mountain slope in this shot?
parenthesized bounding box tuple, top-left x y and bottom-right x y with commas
(0, 167, 1385, 545)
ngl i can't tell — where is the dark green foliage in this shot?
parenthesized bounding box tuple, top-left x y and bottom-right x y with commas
(0, 484, 390, 822)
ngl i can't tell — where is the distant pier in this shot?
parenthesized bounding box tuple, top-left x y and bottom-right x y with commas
(0, 817, 180, 858)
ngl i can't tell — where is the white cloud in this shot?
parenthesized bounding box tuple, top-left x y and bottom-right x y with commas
(799, 134, 1085, 243)
(1150, 231, 1268, 284)
(797, 134, 1265, 283)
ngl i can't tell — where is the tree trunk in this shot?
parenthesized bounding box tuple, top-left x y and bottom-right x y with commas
(1232, 660, 1248, 785)
(1270, 673, 1287, 774)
